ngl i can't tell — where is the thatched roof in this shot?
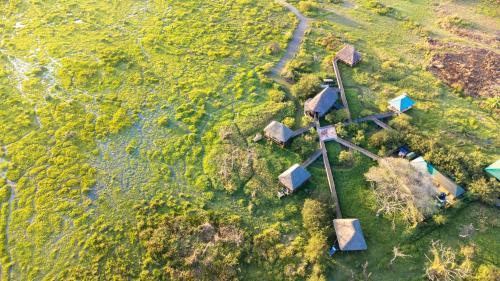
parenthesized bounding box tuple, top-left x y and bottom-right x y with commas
(263, 121, 294, 143)
(411, 157, 465, 197)
(333, 219, 367, 251)
(336, 45, 361, 66)
(278, 164, 311, 191)
(304, 87, 339, 117)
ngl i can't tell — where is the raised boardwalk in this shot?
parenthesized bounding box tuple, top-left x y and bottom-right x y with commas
(302, 149, 322, 167)
(315, 119, 343, 219)
(348, 111, 396, 124)
(334, 137, 380, 161)
(291, 122, 314, 138)
(371, 118, 393, 130)
(333, 58, 352, 122)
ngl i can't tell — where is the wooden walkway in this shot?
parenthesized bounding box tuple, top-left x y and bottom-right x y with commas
(371, 118, 392, 130)
(333, 58, 352, 122)
(333, 137, 380, 161)
(302, 149, 322, 167)
(315, 119, 343, 219)
(348, 111, 396, 124)
(291, 122, 314, 138)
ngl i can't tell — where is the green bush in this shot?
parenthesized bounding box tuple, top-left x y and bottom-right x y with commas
(291, 74, 322, 100)
(302, 199, 329, 235)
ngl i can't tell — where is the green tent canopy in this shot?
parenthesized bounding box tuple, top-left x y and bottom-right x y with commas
(485, 160, 500, 180)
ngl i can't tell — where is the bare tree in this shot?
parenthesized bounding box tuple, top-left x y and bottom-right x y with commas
(390, 246, 411, 265)
(425, 240, 471, 281)
(365, 158, 438, 226)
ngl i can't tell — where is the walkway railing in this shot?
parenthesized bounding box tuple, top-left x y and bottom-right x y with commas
(333, 58, 352, 122)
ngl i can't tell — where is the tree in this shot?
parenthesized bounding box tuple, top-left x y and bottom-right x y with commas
(388, 113, 412, 130)
(364, 158, 438, 226)
(467, 177, 499, 205)
(291, 74, 322, 100)
(302, 199, 328, 234)
(473, 264, 500, 281)
(425, 240, 471, 281)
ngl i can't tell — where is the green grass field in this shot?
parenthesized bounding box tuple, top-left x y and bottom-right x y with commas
(0, 0, 498, 280)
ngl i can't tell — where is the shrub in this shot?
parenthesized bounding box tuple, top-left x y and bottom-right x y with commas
(338, 150, 353, 165)
(425, 241, 471, 281)
(439, 15, 473, 29)
(298, 1, 318, 15)
(265, 42, 281, 55)
(467, 178, 499, 205)
(282, 117, 295, 128)
(157, 116, 169, 127)
(304, 233, 326, 263)
(388, 114, 412, 130)
(432, 214, 447, 225)
(302, 199, 328, 234)
(268, 88, 286, 102)
(291, 74, 322, 100)
(473, 264, 500, 281)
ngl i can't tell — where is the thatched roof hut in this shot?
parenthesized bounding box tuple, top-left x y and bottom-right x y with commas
(411, 157, 465, 198)
(264, 121, 294, 146)
(333, 219, 367, 251)
(336, 45, 361, 67)
(278, 164, 311, 192)
(304, 87, 339, 118)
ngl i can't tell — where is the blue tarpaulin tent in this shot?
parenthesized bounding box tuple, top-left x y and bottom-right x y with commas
(485, 160, 500, 180)
(411, 157, 465, 198)
(388, 94, 416, 112)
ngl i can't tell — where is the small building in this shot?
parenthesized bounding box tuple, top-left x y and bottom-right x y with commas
(304, 87, 340, 118)
(333, 219, 367, 251)
(336, 45, 362, 67)
(264, 121, 294, 146)
(278, 164, 311, 192)
(485, 159, 500, 180)
(411, 156, 465, 199)
(388, 94, 416, 113)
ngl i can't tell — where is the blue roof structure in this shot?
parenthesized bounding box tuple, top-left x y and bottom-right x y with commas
(485, 159, 500, 180)
(388, 94, 415, 112)
(411, 157, 465, 197)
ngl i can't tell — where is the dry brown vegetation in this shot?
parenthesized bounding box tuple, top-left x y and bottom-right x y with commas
(428, 41, 500, 98)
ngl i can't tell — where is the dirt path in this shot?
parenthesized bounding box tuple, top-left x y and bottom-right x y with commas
(271, 0, 309, 77)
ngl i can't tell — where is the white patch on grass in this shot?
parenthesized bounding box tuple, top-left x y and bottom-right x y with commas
(14, 22, 25, 29)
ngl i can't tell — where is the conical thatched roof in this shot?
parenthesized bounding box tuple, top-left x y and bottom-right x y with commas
(336, 44, 361, 66)
(304, 87, 339, 117)
(278, 164, 311, 191)
(263, 121, 294, 143)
